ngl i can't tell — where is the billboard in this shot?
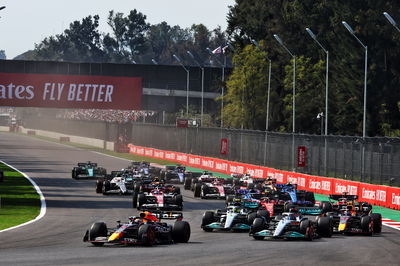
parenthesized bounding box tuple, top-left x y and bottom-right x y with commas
(0, 73, 142, 110)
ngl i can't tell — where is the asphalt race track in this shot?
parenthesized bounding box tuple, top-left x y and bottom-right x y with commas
(0, 132, 399, 266)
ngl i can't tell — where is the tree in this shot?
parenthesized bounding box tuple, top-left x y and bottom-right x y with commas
(227, 0, 400, 136)
(223, 43, 270, 129)
(103, 9, 149, 63)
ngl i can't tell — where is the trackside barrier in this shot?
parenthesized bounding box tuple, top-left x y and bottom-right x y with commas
(128, 144, 400, 211)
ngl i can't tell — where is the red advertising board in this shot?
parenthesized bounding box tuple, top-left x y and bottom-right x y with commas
(220, 138, 228, 155)
(127, 143, 400, 210)
(0, 73, 142, 109)
(176, 119, 189, 128)
(297, 146, 307, 167)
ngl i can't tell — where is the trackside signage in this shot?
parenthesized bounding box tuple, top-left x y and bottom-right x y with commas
(128, 144, 400, 210)
(0, 73, 142, 109)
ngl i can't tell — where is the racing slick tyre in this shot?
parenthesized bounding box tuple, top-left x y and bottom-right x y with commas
(284, 202, 296, 212)
(300, 220, 314, 241)
(132, 192, 138, 208)
(138, 224, 156, 246)
(319, 201, 333, 213)
(247, 212, 257, 226)
(174, 194, 183, 209)
(200, 185, 208, 199)
(173, 187, 181, 195)
(305, 192, 316, 205)
(233, 178, 240, 187)
(247, 183, 255, 189)
(95, 180, 103, 193)
(194, 183, 202, 198)
(184, 177, 192, 190)
(256, 210, 270, 222)
(102, 181, 111, 195)
(133, 184, 140, 193)
(137, 193, 147, 210)
(316, 216, 333, 238)
(225, 195, 235, 205)
(88, 222, 108, 246)
(251, 218, 265, 240)
(72, 169, 77, 179)
(361, 216, 373, 236)
(201, 211, 215, 232)
(191, 178, 198, 191)
(172, 221, 191, 243)
(371, 213, 382, 233)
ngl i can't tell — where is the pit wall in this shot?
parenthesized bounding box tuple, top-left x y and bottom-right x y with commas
(128, 144, 400, 211)
(0, 126, 115, 151)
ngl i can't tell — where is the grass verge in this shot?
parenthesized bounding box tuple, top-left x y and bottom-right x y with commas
(0, 163, 40, 230)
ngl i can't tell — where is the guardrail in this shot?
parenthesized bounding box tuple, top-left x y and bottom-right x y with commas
(128, 143, 400, 210)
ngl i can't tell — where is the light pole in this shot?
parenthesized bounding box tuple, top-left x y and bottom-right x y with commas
(342, 21, 368, 139)
(187, 51, 204, 126)
(384, 12, 400, 33)
(207, 47, 226, 129)
(342, 21, 368, 182)
(173, 54, 190, 117)
(306, 27, 329, 175)
(251, 39, 272, 165)
(273, 34, 296, 170)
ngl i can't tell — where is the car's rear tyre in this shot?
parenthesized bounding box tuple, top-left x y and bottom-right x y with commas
(173, 187, 181, 195)
(102, 181, 110, 195)
(95, 180, 103, 193)
(172, 221, 191, 243)
(194, 183, 201, 197)
(138, 224, 156, 246)
(317, 216, 333, 237)
(191, 178, 198, 191)
(247, 212, 257, 225)
(72, 169, 77, 179)
(300, 220, 314, 241)
(371, 213, 382, 233)
(184, 177, 192, 190)
(89, 222, 107, 246)
(200, 185, 208, 199)
(247, 183, 255, 189)
(319, 201, 333, 213)
(256, 210, 270, 222)
(132, 192, 138, 208)
(202, 211, 215, 231)
(251, 218, 265, 240)
(137, 193, 146, 210)
(361, 216, 373, 236)
(174, 194, 183, 209)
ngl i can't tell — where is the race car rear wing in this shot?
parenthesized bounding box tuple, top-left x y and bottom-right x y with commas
(329, 194, 358, 201)
(149, 210, 183, 220)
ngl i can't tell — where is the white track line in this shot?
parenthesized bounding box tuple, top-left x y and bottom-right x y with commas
(0, 160, 46, 233)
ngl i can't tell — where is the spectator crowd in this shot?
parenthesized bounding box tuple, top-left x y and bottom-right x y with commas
(57, 109, 156, 123)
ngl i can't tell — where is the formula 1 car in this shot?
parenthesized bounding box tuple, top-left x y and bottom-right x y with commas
(160, 165, 187, 183)
(321, 193, 382, 235)
(96, 174, 135, 195)
(83, 211, 190, 246)
(201, 200, 269, 232)
(250, 210, 333, 240)
(259, 183, 317, 216)
(133, 188, 183, 211)
(183, 171, 217, 190)
(72, 161, 107, 179)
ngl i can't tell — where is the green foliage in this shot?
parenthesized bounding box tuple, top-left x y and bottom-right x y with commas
(227, 0, 400, 136)
(224, 43, 270, 129)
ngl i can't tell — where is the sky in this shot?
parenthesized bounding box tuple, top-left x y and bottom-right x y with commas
(0, 0, 236, 59)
